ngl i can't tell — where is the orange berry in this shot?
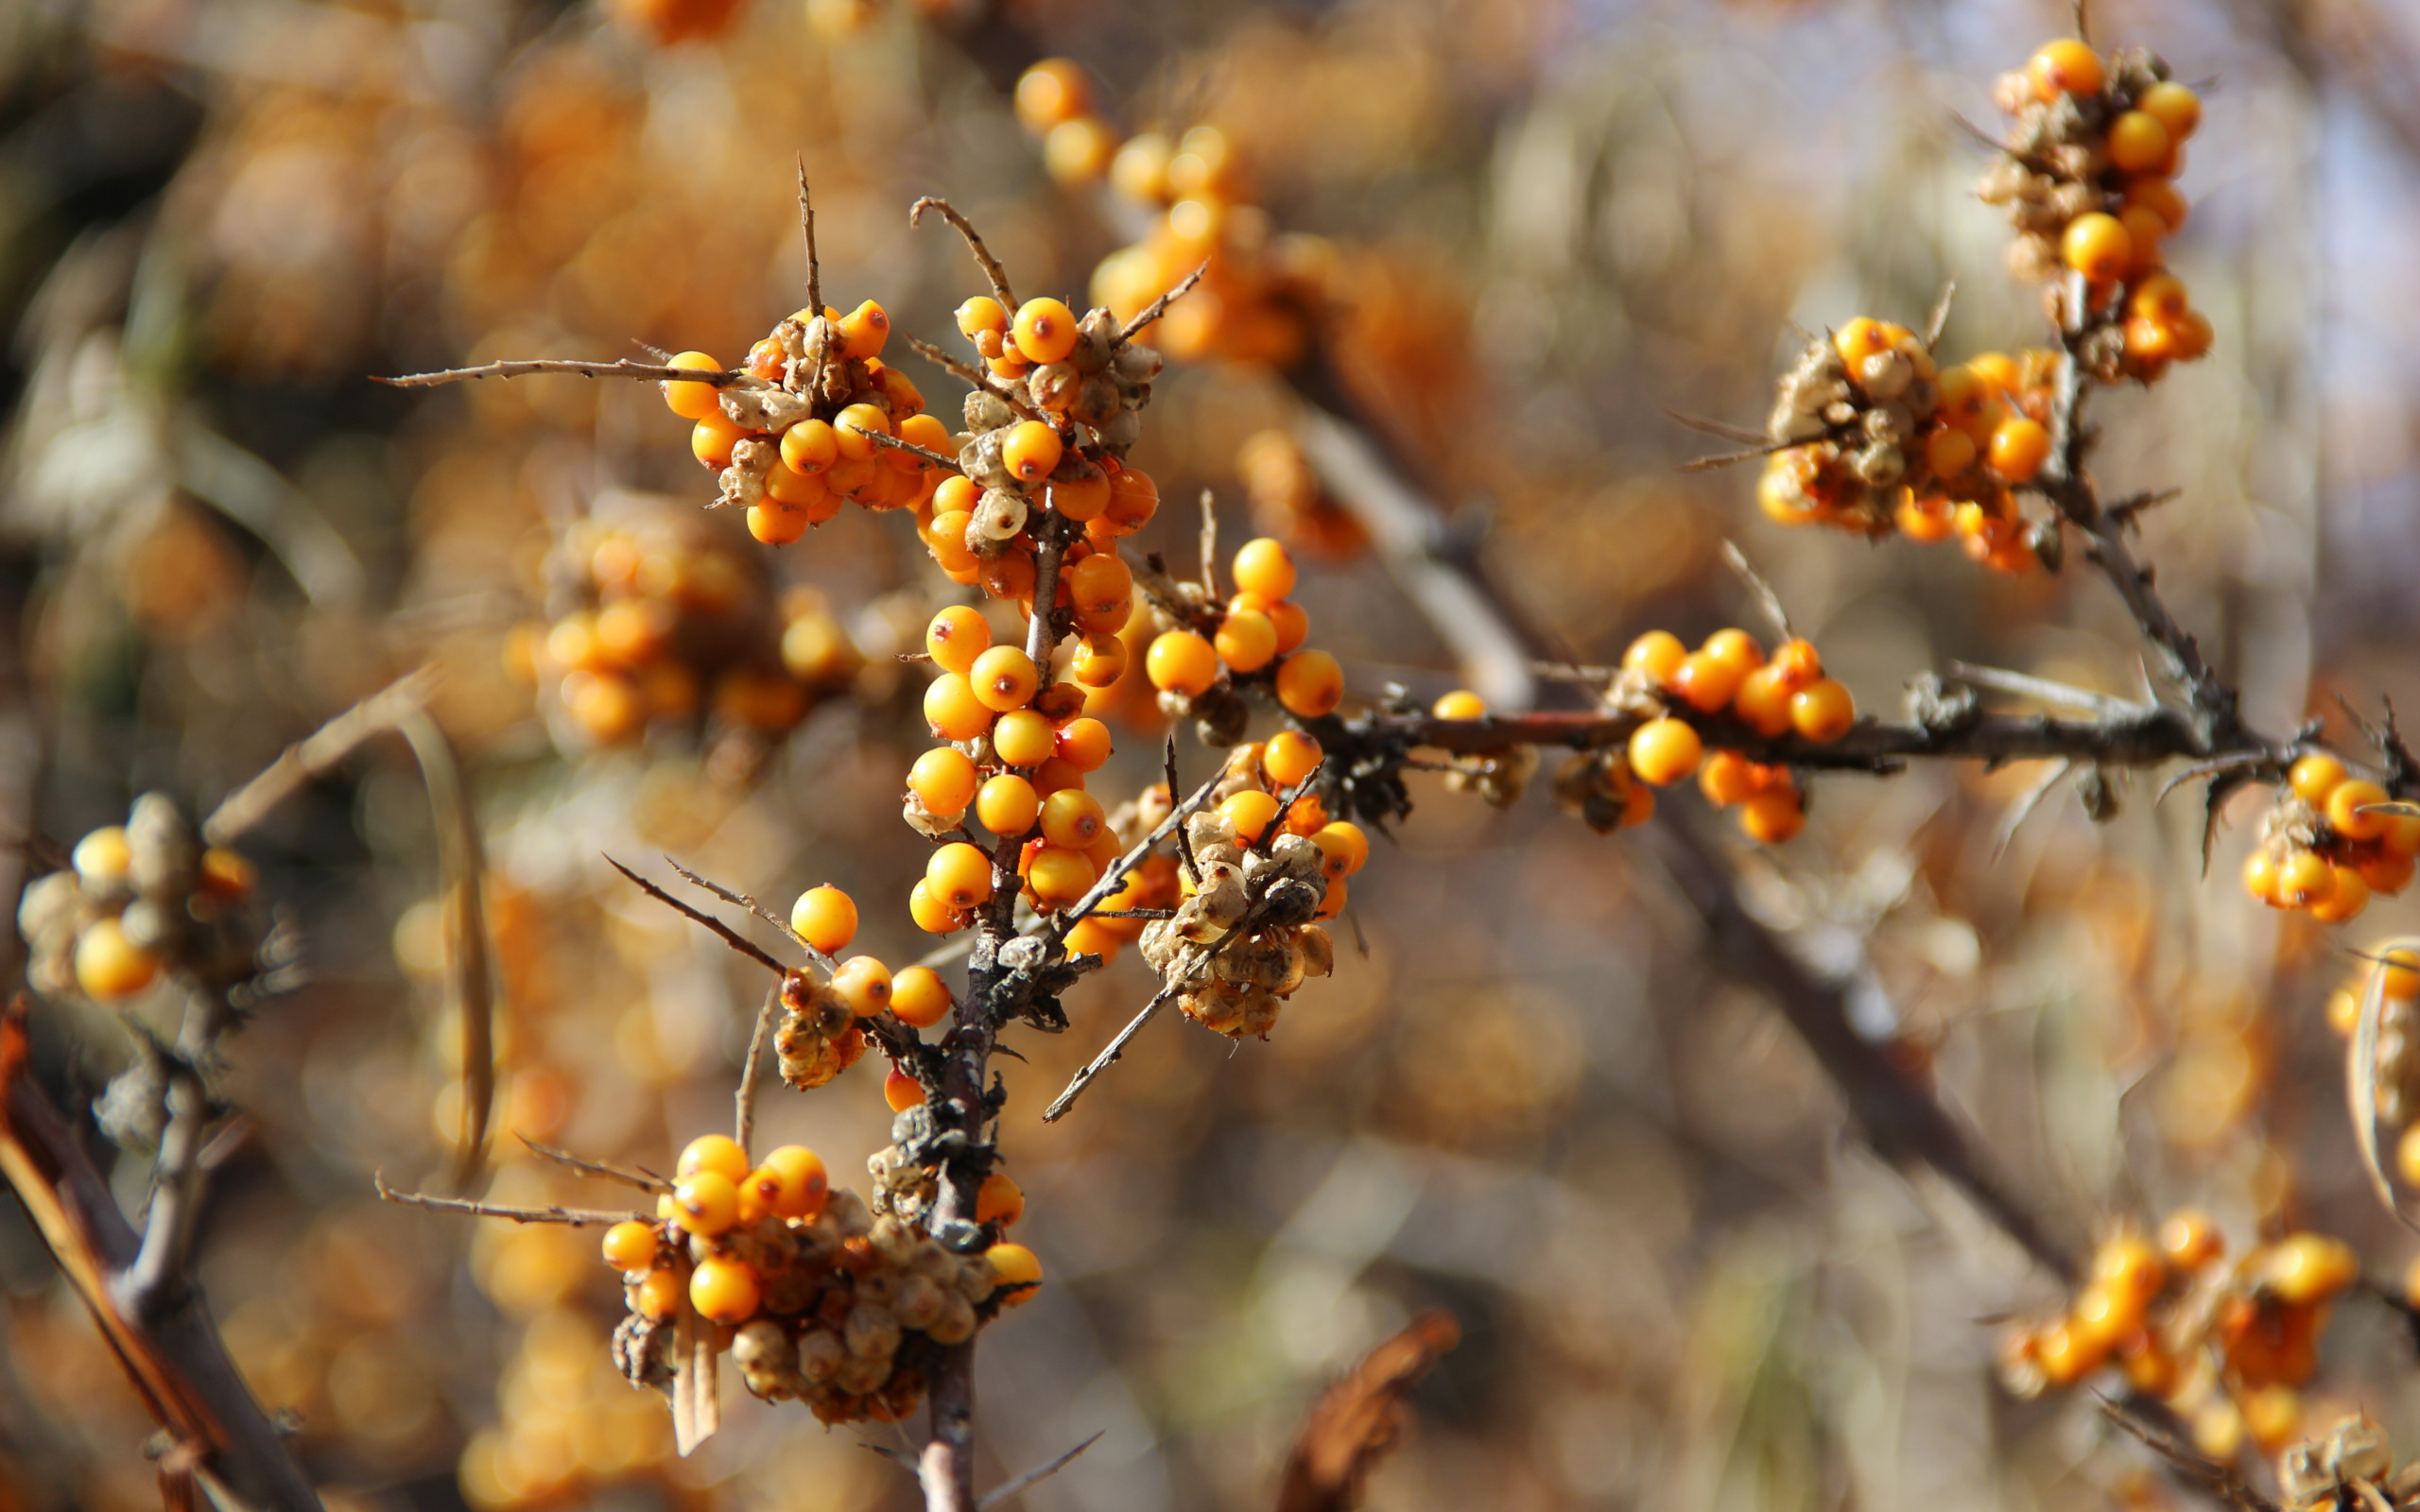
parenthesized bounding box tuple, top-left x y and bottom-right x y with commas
(1072, 633, 1129, 688)
(969, 646, 1040, 713)
(1055, 719, 1113, 771)
(1833, 318, 1890, 367)
(2241, 850, 2280, 904)
(1147, 630, 1220, 696)
(1104, 469, 1159, 532)
(977, 1172, 1025, 1228)
(634, 1268, 683, 1322)
(2140, 82, 2201, 143)
(908, 746, 980, 817)
(690, 1256, 761, 1325)
(925, 673, 995, 741)
(2062, 213, 2133, 284)
(1040, 789, 1108, 850)
(1275, 650, 1344, 718)
(2275, 850, 2335, 909)
(1264, 599, 1309, 654)
(692, 414, 749, 470)
(765, 461, 832, 515)
(602, 1220, 659, 1270)
(832, 955, 892, 1017)
(1066, 554, 1132, 618)
(977, 774, 1040, 836)
(1232, 538, 1298, 599)
(1025, 846, 1096, 904)
(925, 605, 992, 674)
(2117, 206, 2169, 275)
(895, 413, 952, 468)
(752, 1145, 828, 1219)
(1988, 417, 2052, 483)
(1314, 873, 1349, 920)
(1622, 629, 1686, 684)
(838, 300, 890, 360)
(672, 1172, 740, 1236)
(2385, 949, 2420, 1002)
(1002, 421, 1064, 483)
(884, 1066, 925, 1111)
(958, 296, 1009, 339)
(2106, 111, 2172, 174)
(986, 1242, 1044, 1303)
(993, 708, 1057, 768)
(1925, 426, 1979, 478)
(928, 844, 995, 912)
(661, 352, 724, 421)
(1264, 730, 1323, 787)
(1047, 470, 1111, 523)
(74, 918, 158, 1001)
(1739, 788, 1806, 844)
(1030, 757, 1085, 798)
(909, 879, 967, 935)
(1220, 789, 1281, 844)
(1215, 609, 1279, 672)
(890, 967, 952, 1029)
(831, 403, 890, 462)
(2125, 176, 2188, 233)
(1011, 298, 1081, 366)
(2029, 39, 2105, 100)
(1897, 493, 1957, 542)
(2311, 865, 2370, 924)
(1699, 750, 1763, 807)
(1733, 667, 1794, 737)
(928, 512, 980, 574)
(2289, 754, 2347, 804)
(1701, 628, 1765, 678)
(1313, 821, 1370, 877)
(980, 551, 1038, 603)
(1668, 652, 1742, 714)
(1789, 679, 1856, 743)
(2327, 779, 2392, 841)
(1628, 717, 1703, 786)
(1431, 689, 1487, 721)
(678, 1135, 751, 1185)
(2359, 850, 2417, 897)
(789, 885, 858, 955)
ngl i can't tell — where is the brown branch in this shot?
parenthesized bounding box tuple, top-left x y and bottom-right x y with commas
(514, 1132, 671, 1193)
(393, 708, 495, 1194)
(1275, 1311, 1461, 1512)
(737, 986, 779, 1157)
(1041, 981, 1185, 1123)
(911, 198, 1018, 311)
(1116, 261, 1208, 346)
(906, 337, 1053, 425)
(373, 358, 752, 390)
(867, 430, 966, 472)
(202, 666, 440, 844)
(1051, 755, 1225, 939)
(604, 857, 787, 976)
(661, 857, 836, 974)
(799, 156, 822, 320)
(978, 1431, 1104, 1508)
(372, 1172, 643, 1228)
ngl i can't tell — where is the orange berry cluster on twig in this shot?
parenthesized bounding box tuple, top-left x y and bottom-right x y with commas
(1616, 627, 1853, 841)
(1977, 39, 2213, 381)
(1138, 536, 1338, 747)
(1998, 1217, 2359, 1458)
(2239, 754, 2420, 923)
(24, 797, 262, 1005)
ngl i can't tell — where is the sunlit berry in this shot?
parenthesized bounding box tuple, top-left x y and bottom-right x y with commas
(1011, 298, 1081, 366)
(1066, 554, 1132, 619)
(2241, 850, 2280, 904)
(957, 297, 1009, 340)
(1699, 750, 1763, 807)
(1030, 757, 1085, 799)
(634, 1268, 683, 1322)
(827, 403, 888, 462)
(1264, 599, 1310, 655)
(1026, 846, 1096, 904)
(1833, 318, 1890, 367)
(909, 880, 967, 935)
(1629, 717, 1703, 785)
(987, 1242, 1044, 1304)
(895, 413, 952, 469)
(2106, 111, 2172, 174)
(1147, 630, 1219, 696)
(1668, 652, 1742, 714)
(661, 352, 724, 421)
(2275, 851, 2335, 909)
(2139, 81, 2201, 142)
(2312, 865, 2369, 923)
(1735, 671, 1797, 738)
(1264, 730, 1323, 788)
(673, 1172, 740, 1236)
(1739, 788, 1806, 844)
(1048, 471, 1112, 524)
(2261, 1233, 2359, 1306)
(1232, 538, 1298, 600)
(977, 1172, 1025, 1228)
(838, 300, 890, 360)
(884, 1066, 925, 1111)
(602, 1220, 659, 1271)
(1789, 679, 1856, 743)
(1047, 720, 1107, 773)
(908, 747, 980, 819)
(1274, 650, 1343, 718)
(980, 552, 1038, 603)
(925, 674, 995, 741)
(920, 607, 988, 677)
(1988, 417, 2052, 483)
(1072, 633, 1129, 688)
(783, 885, 856, 957)
(993, 709, 1057, 769)
(831, 956, 892, 1018)
(2029, 39, 2104, 100)
(74, 918, 159, 1001)
(1622, 629, 1686, 685)
(2326, 779, 2392, 841)
(1215, 609, 1278, 673)
(1040, 789, 1108, 850)
(977, 774, 1040, 836)
(970, 646, 1040, 712)
(1313, 821, 1371, 878)
(678, 1137, 751, 1184)
(2062, 213, 2133, 284)
(72, 826, 130, 885)
(1002, 421, 1064, 483)
(928, 843, 995, 912)
(1925, 426, 1979, 478)
(692, 414, 749, 470)
(690, 1256, 760, 1325)
(1897, 493, 1957, 542)
(1220, 790, 1281, 844)
(1105, 470, 1159, 532)
(2289, 753, 2347, 804)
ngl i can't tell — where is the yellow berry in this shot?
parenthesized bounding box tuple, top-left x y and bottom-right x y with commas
(977, 774, 1041, 836)
(602, 1220, 658, 1270)
(1628, 717, 1703, 786)
(673, 1172, 740, 1236)
(1274, 649, 1344, 718)
(908, 746, 980, 817)
(890, 967, 953, 1029)
(1432, 689, 1487, 720)
(2289, 753, 2347, 804)
(977, 1172, 1025, 1227)
(2029, 39, 2105, 100)
(1011, 298, 1080, 366)
(927, 843, 995, 912)
(790, 885, 858, 955)
(1220, 789, 1281, 844)
(832, 955, 892, 1017)
(957, 296, 1009, 339)
(833, 403, 891, 461)
(751, 1145, 828, 1220)
(986, 1242, 1044, 1304)
(993, 709, 1057, 768)
(1232, 538, 1297, 599)
(1214, 609, 1279, 672)
(74, 918, 159, 1001)
(689, 1256, 761, 1324)
(970, 645, 1041, 713)
(660, 352, 724, 421)
(926, 606, 992, 674)
(2062, 213, 2133, 284)
(1147, 630, 1219, 696)
(1264, 730, 1323, 788)
(925, 673, 995, 741)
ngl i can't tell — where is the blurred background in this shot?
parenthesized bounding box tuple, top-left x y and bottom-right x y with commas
(5, 0, 2420, 1508)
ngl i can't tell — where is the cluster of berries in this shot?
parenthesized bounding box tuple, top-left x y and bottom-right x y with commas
(1617, 627, 1856, 840)
(911, 292, 1164, 608)
(2240, 754, 2420, 924)
(655, 295, 952, 546)
(22, 797, 261, 1004)
(604, 1135, 1035, 1427)
(766, 889, 955, 1092)
(514, 512, 861, 748)
(1011, 60, 1328, 367)
(1757, 323, 2057, 573)
(1998, 1216, 2360, 1458)
(1138, 803, 1340, 1038)
(1976, 40, 2213, 382)
(1138, 537, 1343, 747)
(1236, 428, 1368, 561)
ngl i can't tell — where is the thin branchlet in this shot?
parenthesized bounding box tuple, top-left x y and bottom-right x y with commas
(1115, 262, 1208, 347)
(375, 357, 751, 389)
(911, 198, 1017, 311)
(604, 857, 787, 976)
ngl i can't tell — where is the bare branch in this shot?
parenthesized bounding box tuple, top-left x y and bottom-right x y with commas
(394, 706, 495, 1194)
(1115, 261, 1208, 346)
(372, 1172, 643, 1228)
(977, 1431, 1105, 1508)
(1042, 981, 1184, 1122)
(604, 857, 788, 977)
(906, 337, 1053, 425)
(203, 666, 440, 844)
(1664, 409, 1770, 447)
(910, 198, 1018, 311)
(1924, 280, 1959, 348)
(661, 856, 836, 974)
(867, 430, 965, 472)
(1050, 762, 1225, 938)
(737, 987, 779, 1157)
(1198, 490, 1219, 600)
(1945, 662, 2143, 717)
(1719, 541, 1795, 642)
(798, 156, 822, 319)
(515, 1132, 672, 1193)
(374, 358, 751, 390)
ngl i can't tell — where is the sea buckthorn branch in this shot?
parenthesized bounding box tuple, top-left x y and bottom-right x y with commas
(605, 856, 792, 977)
(372, 1173, 649, 1228)
(372, 356, 755, 390)
(0, 1006, 323, 1512)
(902, 337, 1053, 427)
(1116, 261, 1210, 347)
(911, 197, 1020, 312)
(663, 856, 841, 974)
(514, 1131, 674, 1194)
(1042, 744, 1224, 944)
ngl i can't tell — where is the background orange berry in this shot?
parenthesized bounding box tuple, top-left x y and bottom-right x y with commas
(1629, 717, 1703, 785)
